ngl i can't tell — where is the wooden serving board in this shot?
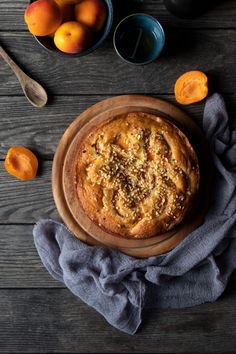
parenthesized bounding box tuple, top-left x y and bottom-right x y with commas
(52, 95, 211, 258)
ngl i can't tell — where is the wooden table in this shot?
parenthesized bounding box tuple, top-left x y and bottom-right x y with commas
(0, 1, 236, 352)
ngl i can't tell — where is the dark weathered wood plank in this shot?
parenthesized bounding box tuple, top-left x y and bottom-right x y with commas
(0, 30, 235, 95)
(0, 2, 235, 352)
(0, 225, 61, 288)
(0, 94, 235, 160)
(0, 288, 236, 353)
(0, 96, 106, 160)
(0, 161, 59, 223)
(1, 0, 236, 31)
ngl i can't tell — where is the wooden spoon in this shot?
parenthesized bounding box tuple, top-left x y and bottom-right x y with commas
(0, 45, 48, 108)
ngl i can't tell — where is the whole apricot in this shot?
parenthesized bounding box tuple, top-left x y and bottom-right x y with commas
(55, 0, 74, 22)
(54, 21, 92, 53)
(24, 0, 62, 36)
(75, 0, 107, 32)
(58, 0, 81, 3)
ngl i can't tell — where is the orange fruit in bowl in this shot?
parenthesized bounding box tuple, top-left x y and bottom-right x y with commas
(54, 21, 92, 53)
(24, 0, 62, 36)
(55, 0, 74, 22)
(57, 0, 81, 3)
(75, 0, 107, 32)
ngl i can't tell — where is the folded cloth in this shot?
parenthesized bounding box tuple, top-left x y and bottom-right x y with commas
(33, 93, 236, 335)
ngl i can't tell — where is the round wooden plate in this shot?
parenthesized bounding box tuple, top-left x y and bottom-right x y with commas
(52, 95, 211, 257)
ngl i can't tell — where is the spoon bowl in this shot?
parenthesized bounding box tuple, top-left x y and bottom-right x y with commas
(24, 80, 48, 108)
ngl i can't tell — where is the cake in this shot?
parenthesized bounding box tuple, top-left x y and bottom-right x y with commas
(75, 112, 200, 239)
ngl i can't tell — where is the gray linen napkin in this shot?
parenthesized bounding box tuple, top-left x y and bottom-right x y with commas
(33, 93, 236, 334)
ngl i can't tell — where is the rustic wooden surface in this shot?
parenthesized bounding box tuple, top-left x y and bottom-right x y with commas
(0, 0, 236, 352)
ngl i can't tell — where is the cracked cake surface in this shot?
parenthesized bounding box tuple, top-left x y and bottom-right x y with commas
(75, 112, 200, 239)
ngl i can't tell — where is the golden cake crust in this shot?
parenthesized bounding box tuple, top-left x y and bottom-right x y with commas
(76, 112, 200, 239)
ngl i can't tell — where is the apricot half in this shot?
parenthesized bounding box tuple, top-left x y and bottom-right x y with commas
(174, 70, 208, 105)
(4, 146, 38, 181)
(24, 0, 62, 36)
(75, 0, 107, 32)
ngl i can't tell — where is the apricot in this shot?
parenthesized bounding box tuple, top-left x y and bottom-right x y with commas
(58, 0, 81, 3)
(54, 21, 92, 53)
(55, 0, 74, 22)
(4, 146, 38, 181)
(24, 0, 62, 36)
(174, 71, 208, 105)
(75, 0, 107, 32)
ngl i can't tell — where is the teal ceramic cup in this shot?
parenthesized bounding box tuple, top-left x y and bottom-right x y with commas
(113, 13, 165, 65)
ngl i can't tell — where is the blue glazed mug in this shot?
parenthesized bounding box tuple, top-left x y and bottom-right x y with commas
(113, 13, 165, 65)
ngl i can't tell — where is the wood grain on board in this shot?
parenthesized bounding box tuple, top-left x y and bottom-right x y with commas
(0, 0, 236, 352)
(0, 287, 236, 353)
(0, 30, 235, 96)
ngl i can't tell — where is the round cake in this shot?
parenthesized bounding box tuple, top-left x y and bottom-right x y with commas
(75, 112, 200, 239)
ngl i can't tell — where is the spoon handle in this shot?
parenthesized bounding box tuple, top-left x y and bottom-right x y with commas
(0, 45, 28, 86)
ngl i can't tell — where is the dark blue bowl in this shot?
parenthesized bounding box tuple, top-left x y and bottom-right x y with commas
(29, 0, 113, 56)
(113, 13, 165, 65)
